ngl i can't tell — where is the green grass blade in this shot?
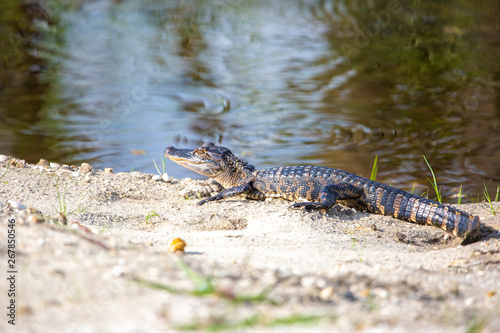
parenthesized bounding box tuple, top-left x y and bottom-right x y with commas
(270, 314, 323, 326)
(153, 156, 167, 176)
(483, 182, 496, 215)
(0, 160, 9, 180)
(370, 155, 378, 181)
(134, 279, 181, 293)
(457, 185, 462, 205)
(55, 176, 70, 217)
(423, 155, 441, 203)
(145, 211, 159, 223)
(174, 258, 216, 295)
(176, 313, 327, 331)
(153, 158, 162, 176)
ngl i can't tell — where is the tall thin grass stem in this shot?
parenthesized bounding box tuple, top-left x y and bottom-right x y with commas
(423, 155, 441, 203)
(370, 155, 378, 181)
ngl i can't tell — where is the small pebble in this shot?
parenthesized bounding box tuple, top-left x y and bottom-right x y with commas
(50, 162, 61, 168)
(162, 174, 170, 182)
(320, 286, 334, 300)
(300, 276, 316, 289)
(80, 163, 93, 174)
(71, 171, 80, 177)
(8, 200, 26, 210)
(27, 214, 42, 224)
(60, 165, 72, 172)
(169, 238, 186, 253)
(0, 155, 8, 162)
(37, 159, 50, 167)
(111, 265, 125, 277)
(152, 175, 161, 181)
(359, 288, 371, 298)
(104, 168, 114, 174)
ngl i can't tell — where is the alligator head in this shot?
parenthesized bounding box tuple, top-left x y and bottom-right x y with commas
(164, 142, 255, 188)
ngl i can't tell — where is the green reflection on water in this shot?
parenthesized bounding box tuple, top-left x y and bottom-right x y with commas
(305, 0, 499, 199)
(0, 0, 72, 160)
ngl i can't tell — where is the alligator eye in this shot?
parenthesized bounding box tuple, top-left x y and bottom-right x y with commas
(193, 149, 210, 158)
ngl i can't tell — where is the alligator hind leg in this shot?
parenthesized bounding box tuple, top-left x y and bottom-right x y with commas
(290, 183, 363, 211)
(197, 183, 254, 205)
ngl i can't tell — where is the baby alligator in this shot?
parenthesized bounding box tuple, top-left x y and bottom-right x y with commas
(165, 142, 481, 245)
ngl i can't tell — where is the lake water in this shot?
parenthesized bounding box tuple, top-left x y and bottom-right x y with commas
(1, 0, 499, 202)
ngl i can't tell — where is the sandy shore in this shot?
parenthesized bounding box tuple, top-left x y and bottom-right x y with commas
(0, 155, 499, 332)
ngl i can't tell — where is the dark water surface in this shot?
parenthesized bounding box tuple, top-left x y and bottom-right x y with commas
(1, 0, 499, 202)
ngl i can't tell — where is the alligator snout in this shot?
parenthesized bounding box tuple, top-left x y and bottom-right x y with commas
(164, 146, 176, 155)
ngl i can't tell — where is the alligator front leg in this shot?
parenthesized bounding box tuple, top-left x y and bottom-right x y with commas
(290, 183, 363, 210)
(197, 183, 254, 205)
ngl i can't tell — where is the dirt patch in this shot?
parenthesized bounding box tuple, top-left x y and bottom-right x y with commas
(0, 156, 499, 332)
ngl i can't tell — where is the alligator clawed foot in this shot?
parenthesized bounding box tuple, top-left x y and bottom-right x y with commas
(197, 198, 212, 205)
(289, 202, 319, 210)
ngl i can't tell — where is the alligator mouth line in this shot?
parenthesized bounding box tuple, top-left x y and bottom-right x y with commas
(167, 156, 207, 165)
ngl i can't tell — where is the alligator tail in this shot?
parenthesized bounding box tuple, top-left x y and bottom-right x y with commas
(367, 185, 481, 245)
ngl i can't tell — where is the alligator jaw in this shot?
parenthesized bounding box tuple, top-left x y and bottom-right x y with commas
(164, 146, 203, 164)
(164, 146, 223, 178)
